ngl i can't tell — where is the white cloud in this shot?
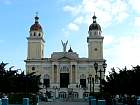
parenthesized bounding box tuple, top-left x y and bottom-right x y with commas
(63, 5, 81, 16)
(105, 34, 140, 70)
(116, 12, 129, 23)
(62, 16, 83, 35)
(82, 0, 96, 13)
(129, 0, 140, 14)
(97, 10, 112, 28)
(134, 17, 140, 27)
(68, 23, 79, 31)
(63, 0, 130, 34)
(73, 16, 84, 25)
(62, 0, 140, 72)
(104, 35, 114, 46)
(112, 0, 129, 23)
(63, 5, 76, 13)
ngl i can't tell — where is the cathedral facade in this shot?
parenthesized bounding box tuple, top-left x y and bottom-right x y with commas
(25, 14, 107, 99)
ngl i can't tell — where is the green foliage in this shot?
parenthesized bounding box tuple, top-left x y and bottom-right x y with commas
(103, 65, 140, 96)
(0, 62, 41, 94)
(9, 93, 38, 104)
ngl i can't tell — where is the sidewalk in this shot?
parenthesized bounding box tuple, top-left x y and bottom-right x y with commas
(39, 101, 89, 105)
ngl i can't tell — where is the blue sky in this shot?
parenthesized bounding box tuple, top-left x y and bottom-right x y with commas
(0, 0, 140, 73)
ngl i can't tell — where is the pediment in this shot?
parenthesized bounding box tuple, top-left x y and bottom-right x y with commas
(51, 52, 79, 61)
(58, 56, 73, 61)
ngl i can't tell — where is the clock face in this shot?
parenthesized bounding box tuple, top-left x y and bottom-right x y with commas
(94, 48, 98, 51)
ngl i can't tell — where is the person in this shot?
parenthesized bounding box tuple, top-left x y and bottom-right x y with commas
(2, 93, 8, 98)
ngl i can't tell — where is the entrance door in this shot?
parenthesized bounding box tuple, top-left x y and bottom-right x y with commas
(44, 79, 50, 88)
(80, 79, 86, 88)
(60, 73, 69, 88)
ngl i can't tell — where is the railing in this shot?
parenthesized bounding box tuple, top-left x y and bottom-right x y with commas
(0, 96, 39, 105)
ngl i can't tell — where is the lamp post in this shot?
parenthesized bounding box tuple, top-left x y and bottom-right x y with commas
(68, 88, 73, 100)
(87, 74, 94, 95)
(94, 60, 107, 93)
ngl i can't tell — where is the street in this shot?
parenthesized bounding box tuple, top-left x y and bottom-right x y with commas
(39, 101, 89, 105)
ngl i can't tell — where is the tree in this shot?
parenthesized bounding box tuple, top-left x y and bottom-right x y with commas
(103, 65, 140, 96)
(0, 62, 41, 94)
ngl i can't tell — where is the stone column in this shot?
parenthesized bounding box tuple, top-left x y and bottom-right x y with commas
(70, 65, 72, 84)
(54, 65, 57, 83)
(57, 63, 60, 84)
(51, 64, 54, 84)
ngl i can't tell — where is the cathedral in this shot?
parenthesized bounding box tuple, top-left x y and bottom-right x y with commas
(25, 14, 107, 99)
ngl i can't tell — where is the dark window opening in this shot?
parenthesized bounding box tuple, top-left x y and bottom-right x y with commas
(44, 79, 50, 88)
(60, 73, 69, 88)
(32, 67, 35, 71)
(80, 79, 86, 88)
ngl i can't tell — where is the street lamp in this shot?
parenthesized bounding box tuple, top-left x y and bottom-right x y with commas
(103, 60, 107, 73)
(68, 88, 73, 100)
(87, 74, 94, 95)
(94, 60, 107, 93)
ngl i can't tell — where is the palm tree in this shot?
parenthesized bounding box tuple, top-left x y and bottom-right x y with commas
(0, 62, 41, 94)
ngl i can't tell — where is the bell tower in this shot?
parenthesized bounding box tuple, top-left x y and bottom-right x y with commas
(27, 14, 45, 60)
(87, 14, 104, 60)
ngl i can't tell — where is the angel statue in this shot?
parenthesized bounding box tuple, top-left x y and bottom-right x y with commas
(61, 40, 68, 52)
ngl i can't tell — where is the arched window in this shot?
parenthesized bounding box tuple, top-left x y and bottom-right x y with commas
(38, 33, 41, 36)
(32, 67, 35, 71)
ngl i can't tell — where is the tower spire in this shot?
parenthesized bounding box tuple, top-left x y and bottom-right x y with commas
(35, 12, 39, 24)
(92, 12, 97, 23)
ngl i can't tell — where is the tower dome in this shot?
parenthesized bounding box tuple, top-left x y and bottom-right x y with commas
(89, 14, 101, 31)
(30, 15, 42, 32)
(68, 46, 73, 52)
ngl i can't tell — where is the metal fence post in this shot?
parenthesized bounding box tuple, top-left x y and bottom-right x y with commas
(23, 98, 29, 105)
(2, 98, 8, 105)
(98, 99, 106, 105)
